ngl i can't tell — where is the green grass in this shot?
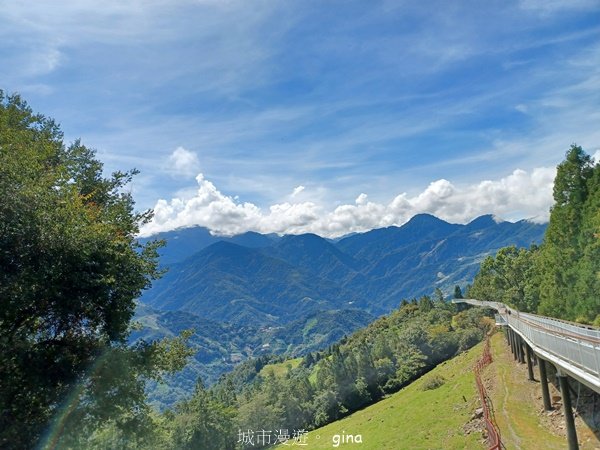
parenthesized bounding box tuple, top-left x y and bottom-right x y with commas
(275, 343, 485, 449)
(259, 358, 302, 378)
(303, 318, 318, 335)
(269, 332, 600, 450)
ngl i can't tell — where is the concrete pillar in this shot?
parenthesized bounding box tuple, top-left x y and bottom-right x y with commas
(557, 373, 579, 450)
(538, 358, 552, 411)
(525, 344, 534, 381)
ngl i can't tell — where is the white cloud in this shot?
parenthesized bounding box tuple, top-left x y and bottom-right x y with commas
(26, 46, 63, 77)
(355, 193, 368, 206)
(291, 185, 305, 197)
(167, 146, 200, 177)
(139, 165, 556, 238)
(515, 104, 528, 114)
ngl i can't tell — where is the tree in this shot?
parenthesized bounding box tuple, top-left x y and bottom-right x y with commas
(418, 295, 433, 312)
(453, 285, 463, 299)
(0, 91, 167, 448)
(573, 161, 600, 322)
(467, 145, 599, 323)
(469, 246, 539, 312)
(170, 381, 237, 450)
(537, 145, 593, 318)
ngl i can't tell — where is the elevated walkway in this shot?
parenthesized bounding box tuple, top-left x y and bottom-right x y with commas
(453, 299, 600, 394)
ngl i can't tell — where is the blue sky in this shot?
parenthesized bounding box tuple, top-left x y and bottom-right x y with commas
(1, 0, 599, 236)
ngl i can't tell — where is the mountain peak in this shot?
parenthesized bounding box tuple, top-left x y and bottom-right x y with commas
(280, 233, 324, 243)
(405, 213, 450, 226)
(199, 240, 253, 258)
(466, 214, 504, 230)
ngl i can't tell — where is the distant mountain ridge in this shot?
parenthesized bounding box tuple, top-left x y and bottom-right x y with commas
(140, 214, 546, 323)
(138, 227, 278, 266)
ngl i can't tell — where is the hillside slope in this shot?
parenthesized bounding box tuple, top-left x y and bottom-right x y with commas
(275, 340, 485, 449)
(287, 332, 600, 450)
(141, 241, 360, 325)
(132, 305, 373, 408)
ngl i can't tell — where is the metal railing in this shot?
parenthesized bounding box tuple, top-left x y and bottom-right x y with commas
(453, 299, 600, 394)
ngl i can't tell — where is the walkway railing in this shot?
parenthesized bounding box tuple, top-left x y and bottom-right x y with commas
(454, 299, 600, 394)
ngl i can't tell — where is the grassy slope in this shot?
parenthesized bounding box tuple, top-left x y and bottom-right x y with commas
(259, 358, 302, 378)
(274, 331, 600, 450)
(276, 342, 484, 450)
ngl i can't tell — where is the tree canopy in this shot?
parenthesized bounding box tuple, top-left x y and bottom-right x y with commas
(0, 91, 190, 448)
(470, 145, 600, 324)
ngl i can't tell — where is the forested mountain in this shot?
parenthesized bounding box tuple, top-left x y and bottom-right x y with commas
(141, 241, 362, 325)
(132, 305, 374, 409)
(141, 213, 546, 322)
(263, 233, 362, 283)
(132, 211, 545, 408)
(138, 228, 278, 266)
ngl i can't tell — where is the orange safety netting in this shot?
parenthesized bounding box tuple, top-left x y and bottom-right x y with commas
(474, 337, 502, 450)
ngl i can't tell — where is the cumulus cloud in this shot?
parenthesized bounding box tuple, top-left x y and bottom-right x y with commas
(139, 166, 556, 238)
(167, 146, 200, 177)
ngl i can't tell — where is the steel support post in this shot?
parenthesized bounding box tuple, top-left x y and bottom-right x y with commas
(525, 344, 534, 381)
(510, 329, 517, 360)
(558, 374, 579, 450)
(517, 334, 525, 364)
(538, 358, 553, 411)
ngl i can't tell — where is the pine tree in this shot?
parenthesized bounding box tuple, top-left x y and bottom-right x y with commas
(453, 285, 463, 299)
(574, 161, 600, 322)
(538, 145, 593, 318)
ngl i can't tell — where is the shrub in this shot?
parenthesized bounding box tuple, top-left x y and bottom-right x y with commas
(421, 375, 446, 391)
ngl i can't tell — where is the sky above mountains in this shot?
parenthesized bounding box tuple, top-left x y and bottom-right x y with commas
(1, 1, 599, 237)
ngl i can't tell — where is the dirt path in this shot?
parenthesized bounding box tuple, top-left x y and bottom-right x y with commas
(484, 333, 565, 449)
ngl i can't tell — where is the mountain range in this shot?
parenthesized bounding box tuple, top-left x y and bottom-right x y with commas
(135, 213, 546, 406)
(140, 213, 546, 324)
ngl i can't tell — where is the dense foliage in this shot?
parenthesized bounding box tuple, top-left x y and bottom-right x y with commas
(132, 306, 374, 410)
(56, 297, 490, 448)
(470, 145, 600, 324)
(134, 299, 489, 449)
(0, 92, 190, 449)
